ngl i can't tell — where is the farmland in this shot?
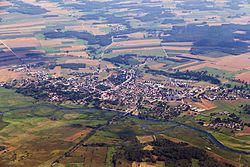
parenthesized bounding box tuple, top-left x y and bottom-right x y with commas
(0, 0, 250, 166)
(0, 87, 249, 166)
(0, 87, 117, 166)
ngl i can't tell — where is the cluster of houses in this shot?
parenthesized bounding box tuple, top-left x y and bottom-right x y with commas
(203, 121, 243, 131)
(1, 66, 249, 122)
(199, 111, 244, 131)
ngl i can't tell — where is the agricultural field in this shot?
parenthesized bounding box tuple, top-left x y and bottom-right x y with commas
(186, 99, 250, 154)
(0, 87, 117, 166)
(0, 0, 250, 166)
(0, 86, 249, 166)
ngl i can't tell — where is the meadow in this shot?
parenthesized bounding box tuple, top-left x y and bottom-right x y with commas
(0, 0, 250, 166)
(1, 87, 249, 166)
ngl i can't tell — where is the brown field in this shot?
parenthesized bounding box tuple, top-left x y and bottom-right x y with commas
(2, 38, 40, 48)
(136, 135, 155, 144)
(173, 61, 199, 70)
(0, 21, 45, 30)
(229, 16, 250, 25)
(0, 1, 12, 7)
(182, 53, 250, 72)
(237, 127, 250, 137)
(132, 162, 156, 167)
(163, 46, 191, 51)
(64, 128, 92, 142)
(187, 99, 217, 110)
(0, 69, 25, 82)
(0, 144, 16, 155)
(213, 53, 250, 71)
(148, 63, 166, 70)
(65, 58, 101, 66)
(112, 39, 161, 48)
(112, 46, 163, 53)
(235, 71, 250, 83)
(163, 42, 193, 46)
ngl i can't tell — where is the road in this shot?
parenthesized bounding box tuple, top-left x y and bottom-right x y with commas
(100, 36, 114, 58)
(50, 111, 127, 166)
(0, 40, 31, 72)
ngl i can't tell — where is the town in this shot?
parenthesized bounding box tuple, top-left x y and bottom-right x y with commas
(1, 63, 249, 132)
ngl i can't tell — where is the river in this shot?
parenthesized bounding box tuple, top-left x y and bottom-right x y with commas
(3, 105, 250, 155)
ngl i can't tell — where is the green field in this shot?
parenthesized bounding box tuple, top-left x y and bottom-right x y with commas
(197, 67, 249, 80)
(1, 87, 249, 166)
(1, 0, 250, 166)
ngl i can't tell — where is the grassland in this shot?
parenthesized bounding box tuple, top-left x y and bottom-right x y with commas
(1, 0, 250, 166)
(195, 100, 250, 122)
(0, 87, 250, 166)
(0, 87, 117, 166)
(197, 67, 249, 80)
(182, 99, 250, 162)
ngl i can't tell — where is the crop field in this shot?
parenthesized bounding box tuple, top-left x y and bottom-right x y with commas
(183, 53, 250, 72)
(60, 146, 109, 166)
(212, 131, 250, 152)
(237, 127, 250, 137)
(195, 99, 250, 121)
(0, 69, 25, 82)
(186, 99, 217, 111)
(0, 0, 249, 75)
(111, 39, 161, 48)
(136, 135, 155, 144)
(173, 62, 202, 71)
(0, 0, 250, 166)
(105, 48, 167, 58)
(0, 87, 249, 166)
(176, 52, 250, 83)
(64, 128, 92, 142)
(236, 71, 250, 83)
(0, 87, 118, 166)
(189, 99, 250, 154)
